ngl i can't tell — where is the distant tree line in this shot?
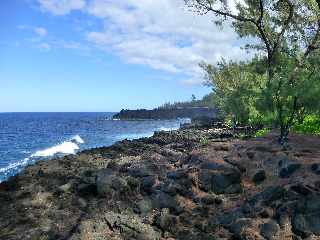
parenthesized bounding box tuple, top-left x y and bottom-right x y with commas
(157, 93, 216, 110)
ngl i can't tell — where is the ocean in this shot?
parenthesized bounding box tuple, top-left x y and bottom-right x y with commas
(0, 112, 190, 182)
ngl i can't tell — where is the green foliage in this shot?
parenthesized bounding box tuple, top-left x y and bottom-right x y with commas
(293, 115, 320, 135)
(254, 128, 271, 138)
(201, 57, 267, 126)
(186, 0, 320, 141)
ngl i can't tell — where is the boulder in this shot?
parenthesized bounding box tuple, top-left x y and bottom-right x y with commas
(276, 152, 290, 167)
(260, 220, 280, 240)
(161, 181, 178, 196)
(211, 170, 242, 194)
(128, 167, 151, 178)
(136, 198, 153, 215)
(96, 169, 129, 196)
(252, 170, 266, 184)
(229, 218, 254, 235)
(111, 177, 129, 193)
(292, 195, 320, 237)
(152, 192, 181, 213)
(311, 163, 320, 175)
(154, 208, 176, 231)
(77, 183, 97, 196)
(96, 169, 115, 196)
(141, 176, 156, 194)
(198, 169, 242, 194)
(279, 163, 302, 178)
(167, 169, 188, 180)
(104, 211, 161, 240)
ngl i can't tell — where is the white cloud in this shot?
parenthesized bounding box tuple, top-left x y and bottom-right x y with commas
(38, 0, 86, 15)
(34, 27, 48, 37)
(85, 0, 249, 84)
(34, 0, 252, 84)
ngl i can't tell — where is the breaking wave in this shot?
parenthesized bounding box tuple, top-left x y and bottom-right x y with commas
(31, 135, 84, 157)
(0, 135, 84, 182)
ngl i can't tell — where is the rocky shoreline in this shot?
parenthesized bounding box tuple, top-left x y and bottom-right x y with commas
(1, 125, 320, 240)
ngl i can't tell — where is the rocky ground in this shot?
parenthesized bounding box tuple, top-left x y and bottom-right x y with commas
(0, 125, 320, 240)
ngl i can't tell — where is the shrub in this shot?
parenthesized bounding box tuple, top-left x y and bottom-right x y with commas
(293, 115, 320, 135)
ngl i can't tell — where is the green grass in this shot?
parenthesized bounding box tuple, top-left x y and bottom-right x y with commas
(254, 128, 271, 137)
(292, 115, 320, 135)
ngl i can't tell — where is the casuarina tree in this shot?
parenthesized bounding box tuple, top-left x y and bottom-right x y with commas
(186, 0, 320, 143)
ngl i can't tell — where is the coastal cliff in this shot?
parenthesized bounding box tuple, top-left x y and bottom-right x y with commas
(1, 125, 320, 240)
(112, 107, 218, 120)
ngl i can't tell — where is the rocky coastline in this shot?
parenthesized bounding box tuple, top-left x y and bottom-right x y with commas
(1, 124, 320, 240)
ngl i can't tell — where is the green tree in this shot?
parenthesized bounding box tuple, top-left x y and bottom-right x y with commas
(201, 58, 267, 126)
(186, 0, 320, 143)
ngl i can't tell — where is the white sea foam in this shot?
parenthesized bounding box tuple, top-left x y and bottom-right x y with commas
(71, 135, 84, 144)
(31, 135, 84, 158)
(31, 142, 80, 157)
(0, 135, 85, 182)
(0, 157, 29, 174)
(158, 126, 178, 131)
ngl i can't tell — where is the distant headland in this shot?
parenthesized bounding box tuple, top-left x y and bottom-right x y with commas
(112, 107, 218, 120)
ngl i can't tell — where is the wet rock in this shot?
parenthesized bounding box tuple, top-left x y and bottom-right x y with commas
(252, 170, 266, 184)
(260, 220, 280, 240)
(279, 163, 302, 178)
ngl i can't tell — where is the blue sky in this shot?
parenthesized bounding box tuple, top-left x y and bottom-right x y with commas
(0, 0, 245, 112)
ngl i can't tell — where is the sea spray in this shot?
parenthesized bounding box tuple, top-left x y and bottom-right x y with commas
(31, 135, 85, 157)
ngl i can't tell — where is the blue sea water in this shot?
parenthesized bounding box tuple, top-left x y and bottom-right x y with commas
(0, 112, 190, 182)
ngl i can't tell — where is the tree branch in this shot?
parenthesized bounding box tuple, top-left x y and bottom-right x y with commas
(273, 0, 294, 52)
(194, 0, 256, 23)
(316, 0, 320, 10)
